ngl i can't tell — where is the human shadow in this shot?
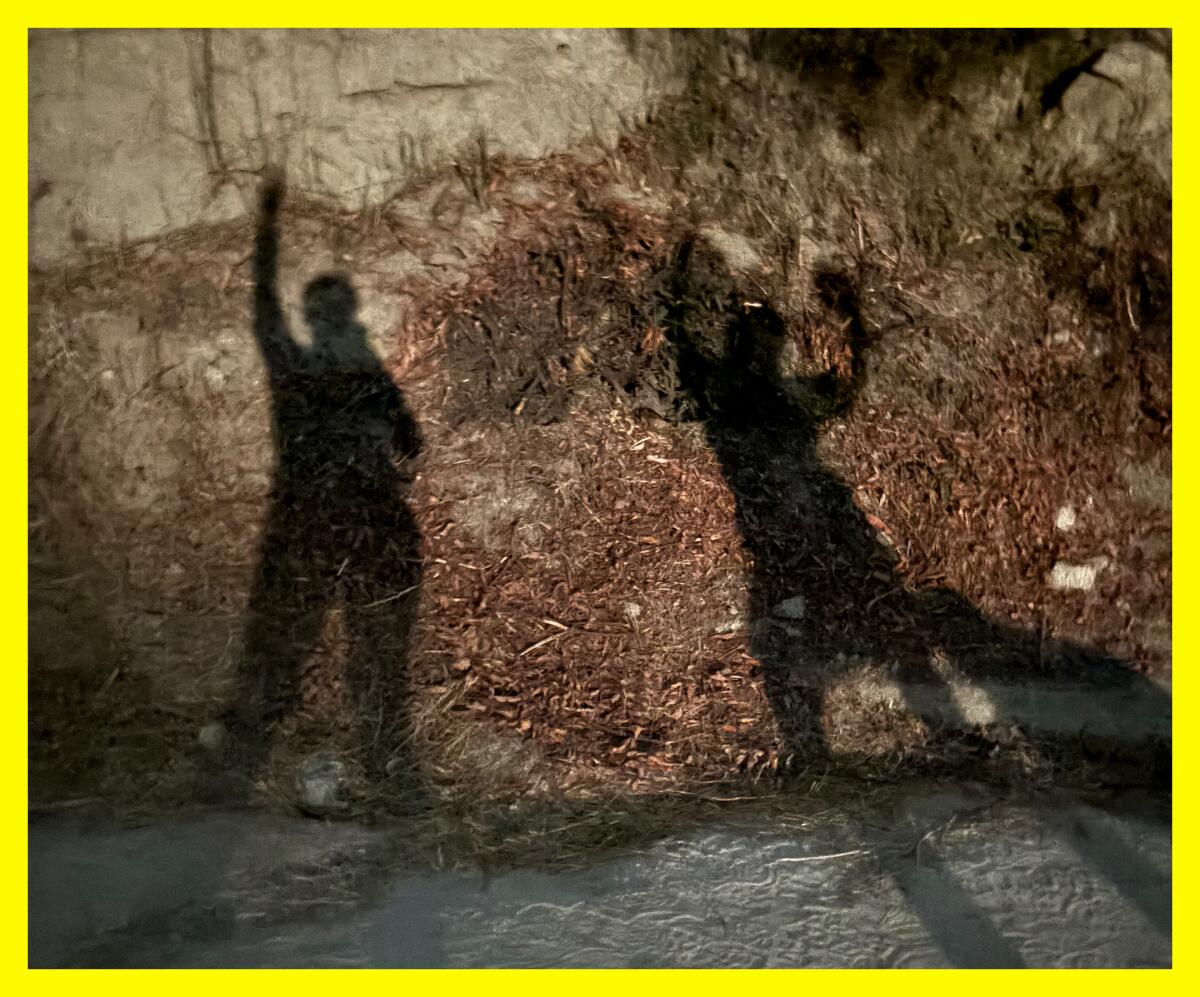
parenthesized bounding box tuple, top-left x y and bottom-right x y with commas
(664, 238, 1170, 775)
(228, 172, 423, 799)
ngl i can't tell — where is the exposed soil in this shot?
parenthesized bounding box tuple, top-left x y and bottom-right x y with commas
(398, 178, 1170, 797)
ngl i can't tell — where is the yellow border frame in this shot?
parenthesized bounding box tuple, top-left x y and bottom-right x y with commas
(13, 6, 1185, 986)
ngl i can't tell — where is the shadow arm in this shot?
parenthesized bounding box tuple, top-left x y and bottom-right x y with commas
(254, 172, 301, 375)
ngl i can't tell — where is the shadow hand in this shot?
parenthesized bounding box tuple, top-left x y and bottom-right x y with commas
(261, 165, 286, 217)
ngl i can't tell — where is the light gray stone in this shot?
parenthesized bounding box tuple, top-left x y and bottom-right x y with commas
(1050, 558, 1109, 592)
(294, 750, 352, 815)
(1120, 460, 1172, 512)
(698, 225, 764, 274)
(505, 180, 555, 207)
(602, 183, 672, 216)
(370, 250, 427, 280)
(424, 252, 467, 269)
(198, 721, 229, 753)
(1055, 505, 1077, 532)
(29, 29, 686, 266)
(1050, 41, 1171, 185)
(773, 595, 808, 620)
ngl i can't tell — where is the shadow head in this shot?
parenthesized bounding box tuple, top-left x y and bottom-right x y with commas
(303, 274, 362, 346)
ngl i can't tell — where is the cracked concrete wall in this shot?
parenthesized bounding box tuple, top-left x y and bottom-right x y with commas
(29, 28, 684, 267)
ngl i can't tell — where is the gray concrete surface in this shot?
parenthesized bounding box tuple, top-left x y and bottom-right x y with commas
(29, 784, 1170, 968)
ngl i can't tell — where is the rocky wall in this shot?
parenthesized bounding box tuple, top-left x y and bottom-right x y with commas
(29, 28, 683, 266)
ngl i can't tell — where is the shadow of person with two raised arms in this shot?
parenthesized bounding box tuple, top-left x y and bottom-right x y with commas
(665, 236, 1169, 776)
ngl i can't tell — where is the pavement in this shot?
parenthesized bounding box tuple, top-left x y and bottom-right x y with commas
(29, 782, 1170, 968)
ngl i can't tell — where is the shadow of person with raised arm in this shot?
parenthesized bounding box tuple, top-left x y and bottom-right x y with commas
(226, 170, 423, 810)
(666, 238, 1169, 779)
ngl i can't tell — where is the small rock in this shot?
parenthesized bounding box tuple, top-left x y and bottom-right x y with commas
(197, 721, 228, 753)
(571, 144, 607, 166)
(728, 47, 756, 84)
(1055, 505, 1077, 532)
(85, 311, 150, 393)
(1050, 558, 1109, 592)
(295, 750, 352, 815)
(425, 251, 466, 269)
(96, 368, 120, 401)
(772, 595, 807, 620)
(713, 612, 746, 635)
(372, 249, 426, 279)
(1053, 41, 1171, 184)
(699, 225, 763, 273)
(506, 180, 553, 207)
(602, 183, 671, 216)
(1120, 460, 1172, 511)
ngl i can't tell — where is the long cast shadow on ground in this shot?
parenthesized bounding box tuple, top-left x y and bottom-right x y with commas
(217, 197, 1165, 965)
(664, 237, 1169, 770)
(663, 237, 1170, 967)
(226, 175, 424, 798)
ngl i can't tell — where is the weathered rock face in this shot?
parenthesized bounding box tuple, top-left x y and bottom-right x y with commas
(1050, 41, 1172, 185)
(29, 29, 683, 266)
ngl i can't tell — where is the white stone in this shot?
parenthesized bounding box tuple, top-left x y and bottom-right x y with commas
(295, 750, 352, 814)
(773, 595, 807, 620)
(1055, 505, 1077, 532)
(699, 225, 763, 273)
(1049, 558, 1109, 592)
(713, 611, 746, 635)
(197, 721, 228, 753)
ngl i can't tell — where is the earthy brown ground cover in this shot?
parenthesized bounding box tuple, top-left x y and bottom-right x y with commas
(30, 32, 1170, 843)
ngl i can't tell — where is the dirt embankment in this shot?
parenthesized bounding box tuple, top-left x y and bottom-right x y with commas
(29, 30, 1170, 835)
